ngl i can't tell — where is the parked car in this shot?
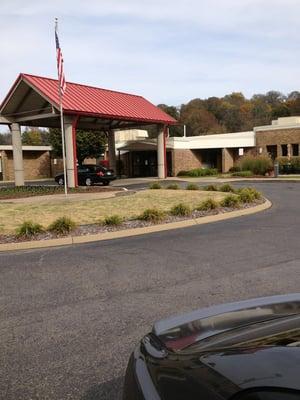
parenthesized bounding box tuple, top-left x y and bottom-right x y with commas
(123, 294, 300, 400)
(55, 164, 116, 186)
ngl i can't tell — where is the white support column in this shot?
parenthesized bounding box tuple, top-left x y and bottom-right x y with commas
(157, 127, 165, 179)
(64, 121, 76, 188)
(108, 130, 117, 173)
(10, 123, 24, 186)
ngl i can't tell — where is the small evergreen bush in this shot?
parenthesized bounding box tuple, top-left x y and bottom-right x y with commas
(177, 168, 218, 177)
(170, 203, 191, 216)
(186, 183, 199, 190)
(196, 198, 219, 211)
(103, 215, 123, 226)
(138, 208, 165, 223)
(232, 170, 253, 177)
(149, 182, 162, 189)
(220, 194, 240, 208)
(16, 221, 44, 237)
(48, 216, 76, 234)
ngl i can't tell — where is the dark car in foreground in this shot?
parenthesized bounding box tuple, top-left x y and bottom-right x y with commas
(55, 164, 116, 186)
(123, 294, 300, 400)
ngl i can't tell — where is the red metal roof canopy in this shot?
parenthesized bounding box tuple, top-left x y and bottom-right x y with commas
(1, 73, 177, 125)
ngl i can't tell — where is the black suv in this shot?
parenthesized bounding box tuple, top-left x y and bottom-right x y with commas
(123, 294, 300, 400)
(55, 164, 116, 186)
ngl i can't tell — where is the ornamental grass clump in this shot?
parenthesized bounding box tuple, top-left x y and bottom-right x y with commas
(220, 194, 240, 208)
(103, 215, 123, 226)
(16, 220, 44, 238)
(186, 183, 199, 190)
(149, 182, 162, 189)
(203, 184, 218, 191)
(237, 188, 256, 203)
(48, 216, 76, 235)
(196, 198, 219, 211)
(166, 183, 179, 190)
(246, 187, 262, 200)
(170, 203, 191, 216)
(138, 208, 166, 223)
(218, 183, 235, 193)
(237, 154, 273, 175)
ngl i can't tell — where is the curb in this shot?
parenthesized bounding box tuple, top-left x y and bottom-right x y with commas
(0, 199, 272, 252)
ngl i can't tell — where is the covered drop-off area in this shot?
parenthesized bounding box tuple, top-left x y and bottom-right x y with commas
(0, 73, 176, 186)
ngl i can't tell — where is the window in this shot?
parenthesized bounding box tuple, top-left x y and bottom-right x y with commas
(292, 144, 299, 156)
(281, 144, 288, 157)
(266, 145, 277, 160)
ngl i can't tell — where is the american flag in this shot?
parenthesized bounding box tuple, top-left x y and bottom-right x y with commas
(55, 22, 66, 96)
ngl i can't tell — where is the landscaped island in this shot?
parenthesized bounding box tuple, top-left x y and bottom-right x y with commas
(0, 184, 264, 244)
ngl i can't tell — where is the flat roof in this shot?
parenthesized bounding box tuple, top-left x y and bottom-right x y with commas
(0, 145, 52, 151)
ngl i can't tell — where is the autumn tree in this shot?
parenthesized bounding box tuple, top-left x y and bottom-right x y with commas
(49, 128, 107, 164)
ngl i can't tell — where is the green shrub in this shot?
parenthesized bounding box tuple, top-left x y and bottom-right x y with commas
(277, 156, 300, 174)
(220, 194, 240, 208)
(103, 215, 123, 226)
(138, 208, 166, 223)
(203, 184, 218, 191)
(229, 166, 241, 172)
(219, 183, 235, 193)
(16, 220, 44, 237)
(186, 183, 199, 190)
(246, 187, 262, 200)
(196, 198, 219, 211)
(48, 216, 76, 234)
(149, 182, 161, 189)
(170, 203, 191, 216)
(237, 154, 273, 175)
(177, 168, 218, 177)
(238, 188, 256, 203)
(166, 183, 179, 190)
(232, 170, 253, 177)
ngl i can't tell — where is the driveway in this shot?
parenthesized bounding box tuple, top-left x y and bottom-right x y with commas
(0, 182, 299, 400)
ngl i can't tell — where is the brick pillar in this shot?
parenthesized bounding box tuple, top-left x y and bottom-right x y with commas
(287, 144, 292, 158)
(222, 148, 234, 173)
(277, 145, 281, 158)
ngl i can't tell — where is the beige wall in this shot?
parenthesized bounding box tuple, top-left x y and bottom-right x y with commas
(1, 150, 51, 181)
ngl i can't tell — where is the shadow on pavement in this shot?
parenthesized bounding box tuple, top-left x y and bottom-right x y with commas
(81, 376, 124, 400)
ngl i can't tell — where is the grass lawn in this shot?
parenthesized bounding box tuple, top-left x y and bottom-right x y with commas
(0, 189, 227, 234)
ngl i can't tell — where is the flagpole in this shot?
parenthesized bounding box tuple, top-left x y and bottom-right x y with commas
(55, 18, 68, 196)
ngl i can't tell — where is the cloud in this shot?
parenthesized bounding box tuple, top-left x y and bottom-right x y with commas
(0, 0, 300, 111)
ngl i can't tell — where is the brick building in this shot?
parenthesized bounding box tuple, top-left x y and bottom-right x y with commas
(0, 145, 52, 181)
(116, 117, 300, 177)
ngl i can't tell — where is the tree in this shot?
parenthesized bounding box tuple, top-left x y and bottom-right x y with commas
(48, 128, 107, 164)
(22, 128, 50, 145)
(0, 132, 12, 145)
(157, 104, 182, 137)
(180, 102, 224, 136)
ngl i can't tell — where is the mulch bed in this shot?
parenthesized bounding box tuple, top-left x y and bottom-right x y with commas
(0, 198, 265, 245)
(0, 185, 120, 200)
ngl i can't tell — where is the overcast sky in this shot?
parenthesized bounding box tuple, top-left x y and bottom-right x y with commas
(1, 0, 300, 107)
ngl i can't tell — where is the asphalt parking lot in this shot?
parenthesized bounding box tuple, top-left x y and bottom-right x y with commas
(0, 181, 300, 399)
